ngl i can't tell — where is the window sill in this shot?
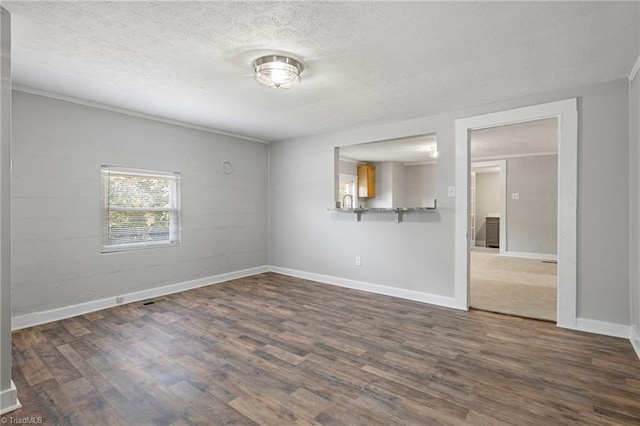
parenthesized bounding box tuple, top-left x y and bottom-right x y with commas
(101, 241, 180, 253)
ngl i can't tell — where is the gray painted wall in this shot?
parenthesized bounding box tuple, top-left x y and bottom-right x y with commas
(391, 162, 405, 208)
(270, 78, 631, 326)
(577, 81, 629, 323)
(365, 162, 431, 208)
(474, 172, 500, 245)
(404, 163, 437, 208)
(367, 161, 392, 208)
(11, 91, 268, 316)
(338, 160, 357, 175)
(506, 155, 558, 255)
(339, 159, 436, 209)
(365, 161, 407, 208)
(7, 80, 633, 327)
(270, 114, 455, 296)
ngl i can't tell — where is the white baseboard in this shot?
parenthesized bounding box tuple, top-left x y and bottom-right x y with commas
(574, 317, 631, 339)
(503, 251, 557, 261)
(9, 264, 638, 361)
(11, 265, 269, 330)
(474, 240, 486, 247)
(269, 266, 465, 310)
(631, 326, 640, 360)
(0, 380, 21, 415)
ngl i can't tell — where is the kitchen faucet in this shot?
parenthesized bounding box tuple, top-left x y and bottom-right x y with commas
(342, 194, 353, 208)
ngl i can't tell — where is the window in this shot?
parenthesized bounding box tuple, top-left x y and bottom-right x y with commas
(101, 166, 181, 252)
(339, 173, 357, 208)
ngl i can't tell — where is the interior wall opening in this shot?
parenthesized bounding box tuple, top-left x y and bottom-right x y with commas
(454, 98, 577, 329)
(468, 118, 559, 322)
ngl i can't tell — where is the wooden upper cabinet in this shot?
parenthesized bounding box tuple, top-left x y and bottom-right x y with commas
(357, 165, 376, 198)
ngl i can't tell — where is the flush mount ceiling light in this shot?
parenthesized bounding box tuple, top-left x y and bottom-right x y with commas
(254, 55, 303, 89)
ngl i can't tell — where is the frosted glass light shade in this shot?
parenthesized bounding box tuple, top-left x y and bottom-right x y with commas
(254, 56, 302, 89)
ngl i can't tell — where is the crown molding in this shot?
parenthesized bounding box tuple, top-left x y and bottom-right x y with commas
(404, 160, 437, 166)
(11, 85, 269, 144)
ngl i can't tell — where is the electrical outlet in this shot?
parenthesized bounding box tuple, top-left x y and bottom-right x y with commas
(116, 295, 124, 304)
(512, 192, 520, 200)
(355, 256, 362, 266)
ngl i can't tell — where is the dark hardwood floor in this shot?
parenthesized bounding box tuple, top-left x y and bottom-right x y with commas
(3, 272, 640, 425)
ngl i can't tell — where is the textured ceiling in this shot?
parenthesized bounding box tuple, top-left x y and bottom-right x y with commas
(3, 1, 639, 142)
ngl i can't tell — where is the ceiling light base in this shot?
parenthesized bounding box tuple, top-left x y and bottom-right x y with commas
(254, 55, 303, 89)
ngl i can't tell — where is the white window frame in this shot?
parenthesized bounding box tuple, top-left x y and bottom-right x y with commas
(339, 173, 358, 208)
(101, 166, 181, 253)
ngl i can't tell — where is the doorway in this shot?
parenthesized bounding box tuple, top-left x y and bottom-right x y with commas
(454, 99, 578, 329)
(470, 160, 506, 254)
(468, 121, 558, 321)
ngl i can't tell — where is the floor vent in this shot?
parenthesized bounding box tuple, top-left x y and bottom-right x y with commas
(142, 301, 155, 306)
(542, 260, 557, 264)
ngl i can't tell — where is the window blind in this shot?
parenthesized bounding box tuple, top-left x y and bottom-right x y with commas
(101, 166, 181, 251)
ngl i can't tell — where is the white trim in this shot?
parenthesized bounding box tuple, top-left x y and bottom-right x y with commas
(471, 151, 558, 162)
(269, 266, 465, 310)
(11, 266, 269, 330)
(404, 160, 438, 166)
(0, 381, 21, 415)
(573, 318, 631, 340)
(0, 8, 15, 417)
(629, 55, 640, 81)
(502, 251, 558, 261)
(9, 264, 640, 360)
(12, 85, 268, 144)
(474, 240, 486, 247)
(455, 121, 471, 310)
(455, 98, 578, 329)
(471, 159, 506, 255)
(101, 166, 182, 252)
(631, 326, 640, 360)
(100, 165, 180, 179)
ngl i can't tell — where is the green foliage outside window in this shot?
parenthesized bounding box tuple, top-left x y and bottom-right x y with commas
(105, 173, 177, 246)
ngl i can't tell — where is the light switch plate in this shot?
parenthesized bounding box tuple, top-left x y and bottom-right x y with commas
(512, 192, 520, 200)
(447, 186, 456, 197)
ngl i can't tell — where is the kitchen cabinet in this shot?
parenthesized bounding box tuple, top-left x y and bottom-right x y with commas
(486, 216, 500, 248)
(357, 165, 376, 198)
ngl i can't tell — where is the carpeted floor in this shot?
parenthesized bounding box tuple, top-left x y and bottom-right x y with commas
(470, 249, 557, 322)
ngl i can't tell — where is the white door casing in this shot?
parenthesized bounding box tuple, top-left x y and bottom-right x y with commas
(470, 171, 476, 248)
(454, 99, 578, 329)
